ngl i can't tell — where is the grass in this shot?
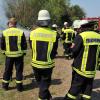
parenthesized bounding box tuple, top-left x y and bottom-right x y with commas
(0, 42, 69, 100)
(0, 42, 100, 100)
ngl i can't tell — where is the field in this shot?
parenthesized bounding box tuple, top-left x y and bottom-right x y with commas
(0, 42, 100, 100)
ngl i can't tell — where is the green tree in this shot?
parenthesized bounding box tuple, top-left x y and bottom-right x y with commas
(5, 0, 86, 28)
(70, 5, 86, 21)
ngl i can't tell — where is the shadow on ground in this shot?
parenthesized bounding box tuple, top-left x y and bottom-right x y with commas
(92, 90, 100, 100)
(52, 97, 64, 100)
(92, 79, 100, 100)
(93, 79, 100, 89)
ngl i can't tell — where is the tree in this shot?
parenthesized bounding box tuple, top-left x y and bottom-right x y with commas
(5, 0, 86, 28)
(69, 5, 86, 21)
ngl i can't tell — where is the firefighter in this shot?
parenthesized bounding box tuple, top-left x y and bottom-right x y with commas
(52, 24, 60, 40)
(52, 24, 58, 31)
(63, 20, 100, 100)
(1, 18, 27, 92)
(73, 20, 82, 36)
(29, 10, 58, 100)
(61, 22, 75, 59)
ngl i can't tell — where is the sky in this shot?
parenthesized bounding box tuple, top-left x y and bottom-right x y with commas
(0, 0, 100, 28)
(71, 0, 100, 17)
(0, 0, 7, 28)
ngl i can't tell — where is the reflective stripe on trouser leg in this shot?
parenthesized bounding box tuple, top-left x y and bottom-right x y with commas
(16, 80, 22, 83)
(2, 79, 10, 83)
(81, 94, 91, 99)
(67, 93, 77, 99)
(15, 56, 24, 83)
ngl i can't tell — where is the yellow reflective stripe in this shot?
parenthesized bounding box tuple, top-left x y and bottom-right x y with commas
(5, 36, 10, 52)
(16, 80, 22, 83)
(81, 45, 89, 72)
(5, 54, 23, 57)
(96, 46, 100, 70)
(32, 40, 37, 61)
(30, 28, 56, 42)
(82, 94, 91, 99)
(67, 93, 76, 100)
(32, 60, 54, 65)
(84, 71, 96, 75)
(5, 51, 23, 54)
(65, 32, 68, 42)
(48, 42, 53, 62)
(17, 36, 21, 51)
(73, 67, 95, 78)
(32, 62, 54, 68)
(5, 51, 24, 57)
(2, 79, 10, 83)
(3, 28, 23, 37)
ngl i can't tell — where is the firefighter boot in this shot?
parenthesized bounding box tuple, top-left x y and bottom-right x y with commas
(79, 97, 90, 100)
(2, 82, 9, 90)
(16, 83, 24, 92)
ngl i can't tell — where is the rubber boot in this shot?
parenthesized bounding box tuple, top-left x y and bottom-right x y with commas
(16, 83, 24, 92)
(2, 82, 9, 90)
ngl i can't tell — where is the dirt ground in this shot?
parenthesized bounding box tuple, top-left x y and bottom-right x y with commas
(0, 43, 100, 100)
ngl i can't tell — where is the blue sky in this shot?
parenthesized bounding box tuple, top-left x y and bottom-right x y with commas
(71, 0, 100, 17)
(0, 0, 100, 27)
(0, 0, 7, 28)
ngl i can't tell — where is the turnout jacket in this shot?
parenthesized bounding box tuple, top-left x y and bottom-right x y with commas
(29, 27, 58, 69)
(61, 28, 75, 43)
(71, 31, 100, 78)
(1, 27, 27, 57)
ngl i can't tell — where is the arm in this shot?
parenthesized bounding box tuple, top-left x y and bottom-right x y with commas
(72, 32, 75, 42)
(71, 35, 83, 58)
(21, 33, 27, 54)
(1, 34, 6, 54)
(50, 36, 58, 59)
(61, 32, 66, 40)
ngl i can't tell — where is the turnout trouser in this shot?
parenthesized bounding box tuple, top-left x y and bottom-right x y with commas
(33, 67, 53, 100)
(64, 70, 94, 100)
(2, 56, 24, 89)
(63, 42, 72, 57)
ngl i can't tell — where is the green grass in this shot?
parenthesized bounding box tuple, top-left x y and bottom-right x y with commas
(0, 53, 5, 65)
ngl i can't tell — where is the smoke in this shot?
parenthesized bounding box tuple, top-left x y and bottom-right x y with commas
(0, 0, 8, 29)
(0, 0, 30, 37)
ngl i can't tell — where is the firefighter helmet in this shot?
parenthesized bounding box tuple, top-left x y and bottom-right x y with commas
(38, 10, 51, 20)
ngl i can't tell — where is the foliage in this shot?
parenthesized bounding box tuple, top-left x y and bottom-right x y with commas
(5, 0, 86, 28)
(69, 5, 86, 21)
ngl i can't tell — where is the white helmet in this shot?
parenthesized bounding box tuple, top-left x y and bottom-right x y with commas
(64, 22, 68, 26)
(73, 20, 89, 28)
(80, 20, 89, 26)
(52, 24, 57, 28)
(38, 10, 51, 20)
(73, 20, 81, 28)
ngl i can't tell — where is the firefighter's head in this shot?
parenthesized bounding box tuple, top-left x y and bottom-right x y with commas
(64, 22, 68, 28)
(37, 10, 51, 27)
(80, 20, 96, 32)
(73, 20, 82, 34)
(7, 17, 17, 28)
(52, 24, 57, 30)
